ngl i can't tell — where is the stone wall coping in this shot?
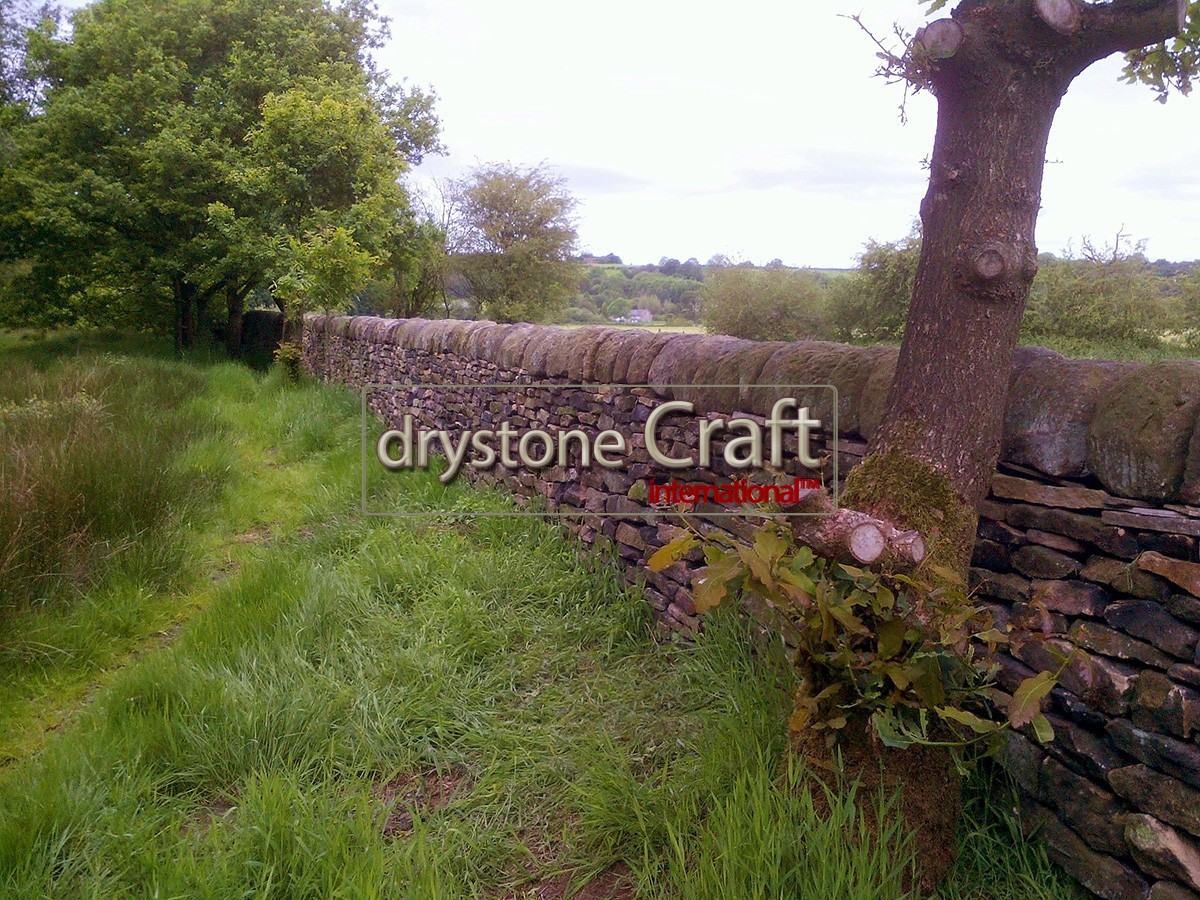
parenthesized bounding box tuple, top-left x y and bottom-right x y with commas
(304, 314, 1200, 504)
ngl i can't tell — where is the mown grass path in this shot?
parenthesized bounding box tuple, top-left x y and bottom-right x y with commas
(0, 338, 1081, 898)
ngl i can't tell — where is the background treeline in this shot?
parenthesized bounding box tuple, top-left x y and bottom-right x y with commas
(502, 233, 1200, 362)
(692, 231, 1199, 359)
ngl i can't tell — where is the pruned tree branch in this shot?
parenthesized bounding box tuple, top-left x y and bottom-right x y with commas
(783, 492, 927, 570)
(1034, 0, 1082, 36)
(914, 18, 965, 59)
(1076, 0, 1182, 59)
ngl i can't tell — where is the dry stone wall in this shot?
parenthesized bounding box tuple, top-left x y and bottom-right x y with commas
(304, 314, 1200, 900)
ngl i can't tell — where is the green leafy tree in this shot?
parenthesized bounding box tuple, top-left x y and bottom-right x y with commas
(270, 224, 374, 379)
(844, 0, 1198, 565)
(0, 0, 439, 350)
(700, 266, 830, 341)
(829, 228, 921, 343)
(381, 216, 448, 319)
(447, 162, 581, 323)
(1021, 234, 1181, 348)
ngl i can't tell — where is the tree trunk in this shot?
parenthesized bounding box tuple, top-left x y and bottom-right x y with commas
(195, 289, 211, 345)
(226, 285, 245, 359)
(174, 277, 196, 351)
(844, 0, 1180, 569)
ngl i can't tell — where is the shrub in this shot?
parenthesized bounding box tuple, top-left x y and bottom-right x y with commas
(829, 230, 920, 343)
(1021, 239, 1182, 348)
(701, 267, 831, 341)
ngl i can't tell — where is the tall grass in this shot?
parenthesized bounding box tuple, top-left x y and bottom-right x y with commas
(0, 331, 1085, 897)
(0, 343, 222, 611)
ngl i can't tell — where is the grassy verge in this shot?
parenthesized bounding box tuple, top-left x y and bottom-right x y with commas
(0, 333, 1083, 897)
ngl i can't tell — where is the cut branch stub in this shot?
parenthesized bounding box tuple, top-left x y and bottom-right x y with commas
(973, 247, 1007, 281)
(1034, 0, 1082, 36)
(788, 504, 927, 571)
(913, 18, 965, 60)
(961, 242, 1036, 288)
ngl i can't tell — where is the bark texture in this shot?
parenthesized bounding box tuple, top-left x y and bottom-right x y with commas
(854, 0, 1181, 531)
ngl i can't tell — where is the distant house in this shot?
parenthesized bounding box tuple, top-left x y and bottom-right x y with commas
(628, 308, 653, 324)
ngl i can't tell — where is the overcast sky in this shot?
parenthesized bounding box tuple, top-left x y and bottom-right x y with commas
(380, 0, 1200, 268)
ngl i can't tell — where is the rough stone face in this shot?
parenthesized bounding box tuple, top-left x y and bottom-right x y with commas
(624, 332, 678, 384)
(1139, 553, 1200, 598)
(856, 347, 899, 440)
(970, 568, 1031, 604)
(1149, 881, 1200, 900)
(1037, 755, 1128, 855)
(979, 518, 1025, 545)
(1044, 713, 1131, 780)
(1032, 579, 1109, 616)
(1112, 765, 1200, 840)
(991, 472, 1110, 509)
(591, 330, 651, 383)
(678, 339, 757, 413)
(1003, 357, 1134, 478)
(1107, 511, 1200, 538)
(824, 345, 894, 437)
(496, 324, 540, 370)
(1108, 720, 1200, 790)
(1083, 557, 1173, 601)
(1088, 362, 1200, 502)
(1132, 671, 1200, 739)
(746, 341, 847, 421)
(1007, 504, 1141, 559)
(1069, 622, 1174, 670)
(1020, 798, 1150, 900)
(1171, 595, 1200, 625)
(1105, 601, 1199, 661)
(1003, 731, 1043, 793)
(723, 342, 788, 414)
(971, 539, 1012, 572)
(1012, 544, 1083, 579)
(1026, 527, 1088, 554)
(1121, 814, 1200, 890)
(1184, 418, 1200, 505)
(646, 334, 718, 397)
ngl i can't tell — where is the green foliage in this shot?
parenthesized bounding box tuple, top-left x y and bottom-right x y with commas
(271, 225, 376, 322)
(1122, 2, 1200, 101)
(0, 337, 222, 612)
(652, 523, 1056, 767)
(271, 340, 303, 384)
(0, 0, 438, 342)
(0, 331, 1078, 897)
(829, 228, 921, 343)
(563, 263, 704, 325)
(447, 162, 581, 323)
(829, 226, 1198, 355)
(1022, 238, 1191, 349)
(700, 265, 831, 341)
(377, 217, 448, 319)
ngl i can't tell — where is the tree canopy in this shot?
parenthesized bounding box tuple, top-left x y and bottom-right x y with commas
(0, 0, 440, 347)
(445, 162, 581, 324)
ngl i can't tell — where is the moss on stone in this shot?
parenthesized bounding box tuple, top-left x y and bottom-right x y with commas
(841, 448, 978, 574)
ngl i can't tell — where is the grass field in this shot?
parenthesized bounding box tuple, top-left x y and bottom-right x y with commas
(0, 332, 1084, 898)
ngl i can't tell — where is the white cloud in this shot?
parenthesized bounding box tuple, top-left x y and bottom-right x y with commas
(384, 1, 1200, 267)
